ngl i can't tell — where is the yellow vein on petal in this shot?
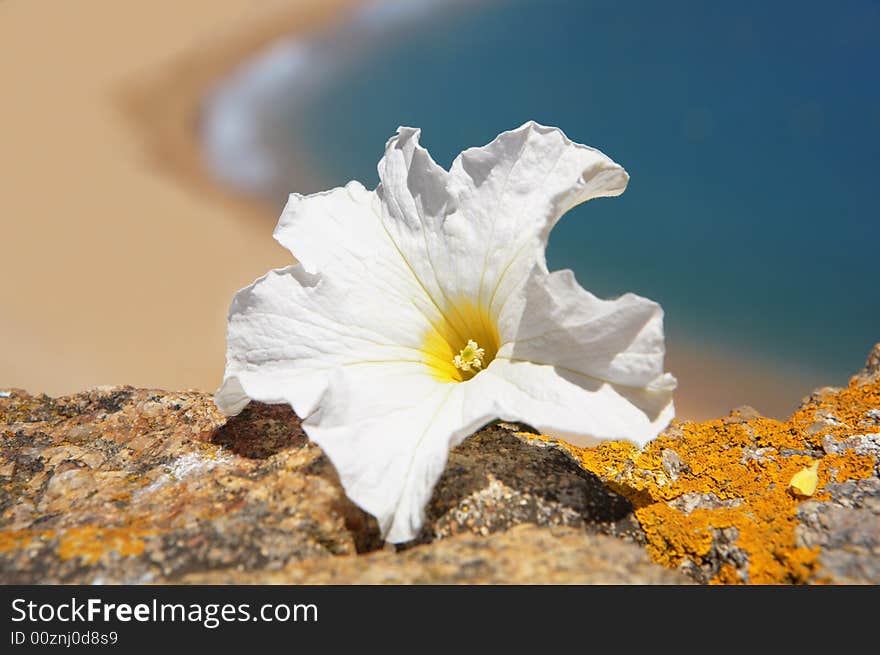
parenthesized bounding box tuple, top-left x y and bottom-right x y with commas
(484, 143, 574, 324)
(475, 128, 533, 313)
(371, 202, 469, 346)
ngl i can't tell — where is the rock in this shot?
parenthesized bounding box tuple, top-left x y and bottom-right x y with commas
(661, 448, 683, 482)
(2, 342, 878, 585)
(724, 405, 763, 423)
(558, 342, 880, 584)
(796, 478, 880, 584)
(854, 342, 880, 385)
(412, 425, 642, 545)
(174, 524, 690, 585)
(0, 389, 379, 583)
(0, 387, 645, 584)
(668, 492, 743, 515)
(821, 433, 880, 457)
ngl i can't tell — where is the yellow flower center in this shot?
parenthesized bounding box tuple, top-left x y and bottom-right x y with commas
(453, 340, 485, 372)
(420, 300, 499, 383)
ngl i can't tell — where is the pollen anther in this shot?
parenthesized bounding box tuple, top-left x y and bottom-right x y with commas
(453, 339, 485, 373)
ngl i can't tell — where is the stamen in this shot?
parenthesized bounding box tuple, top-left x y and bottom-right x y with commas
(453, 339, 485, 373)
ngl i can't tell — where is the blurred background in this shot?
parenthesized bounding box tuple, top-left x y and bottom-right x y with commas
(2, 0, 877, 420)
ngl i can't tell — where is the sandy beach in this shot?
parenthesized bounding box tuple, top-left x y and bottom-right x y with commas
(0, 0, 356, 396)
(0, 0, 809, 420)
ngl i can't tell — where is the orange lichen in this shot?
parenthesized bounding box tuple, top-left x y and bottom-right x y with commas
(109, 491, 133, 504)
(790, 379, 880, 439)
(57, 526, 154, 564)
(821, 452, 875, 483)
(714, 564, 744, 585)
(0, 529, 55, 553)
(541, 379, 880, 584)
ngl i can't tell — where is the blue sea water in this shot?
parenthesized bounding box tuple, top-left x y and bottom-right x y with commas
(206, 0, 879, 388)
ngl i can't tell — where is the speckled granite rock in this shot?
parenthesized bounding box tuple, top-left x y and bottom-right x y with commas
(174, 524, 690, 585)
(0, 387, 646, 584)
(0, 391, 379, 583)
(414, 425, 641, 545)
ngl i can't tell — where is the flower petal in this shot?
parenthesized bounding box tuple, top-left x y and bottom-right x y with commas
(274, 181, 387, 276)
(217, 174, 474, 419)
(214, 263, 438, 419)
(449, 121, 629, 314)
(217, 123, 673, 544)
(478, 358, 674, 448)
(374, 127, 463, 324)
(273, 181, 445, 329)
(375, 122, 628, 321)
(304, 365, 495, 543)
(486, 265, 675, 445)
(502, 267, 675, 389)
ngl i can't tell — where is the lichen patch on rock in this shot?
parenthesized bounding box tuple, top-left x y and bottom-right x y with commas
(549, 352, 880, 584)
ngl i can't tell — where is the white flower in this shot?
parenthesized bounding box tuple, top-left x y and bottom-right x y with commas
(215, 121, 676, 543)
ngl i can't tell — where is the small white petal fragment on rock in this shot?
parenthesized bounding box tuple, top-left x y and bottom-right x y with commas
(788, 461, 820, 498)
(215, 121, 677, 542)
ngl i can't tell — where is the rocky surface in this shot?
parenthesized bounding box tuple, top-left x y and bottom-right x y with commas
(854, 342, 880, 386)
(177, 524, 688, 584)
(0, 394, 380, 583)
(0, 390, 643, 584)
(796, 478, 879, 584)
(414, 425, 642, 545)
(558, 346, 880, 584)
(1, 344, 878, 584)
